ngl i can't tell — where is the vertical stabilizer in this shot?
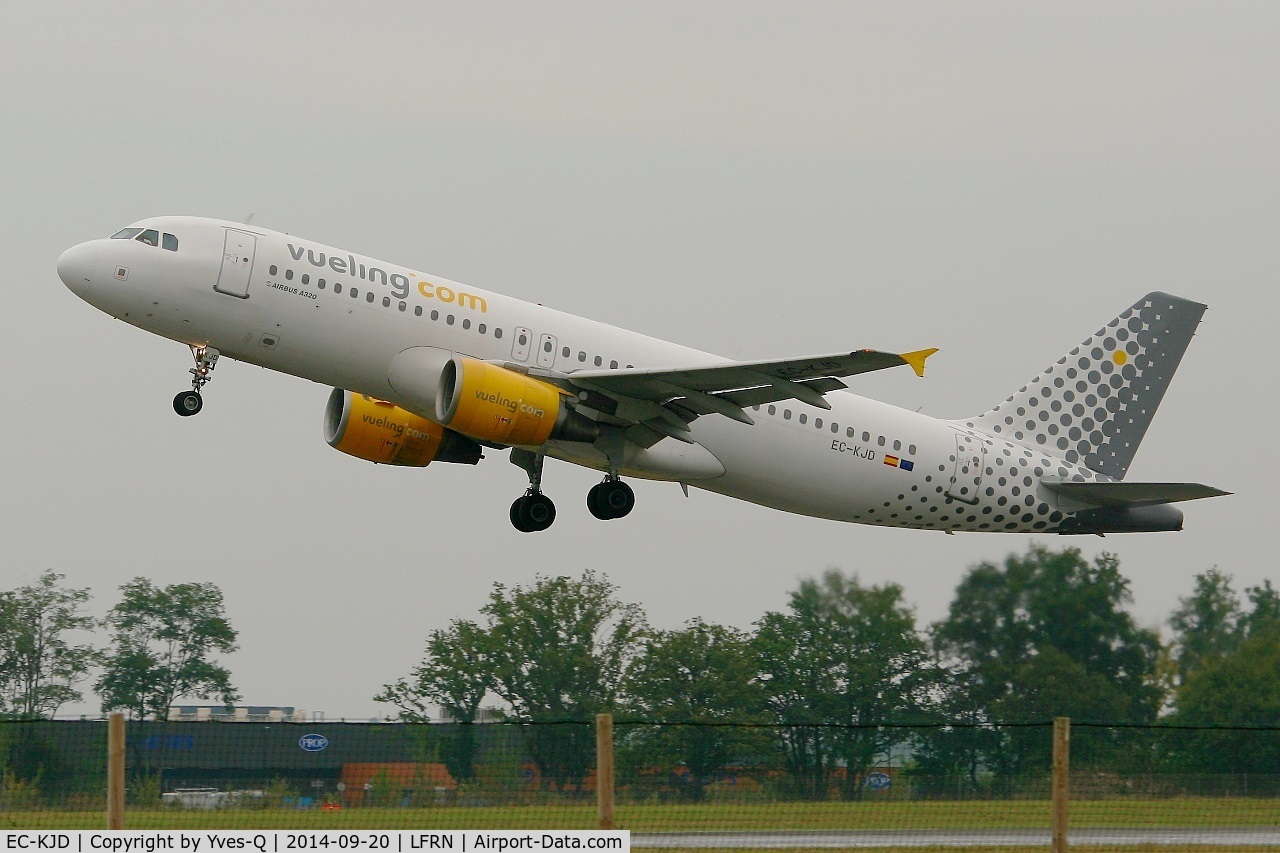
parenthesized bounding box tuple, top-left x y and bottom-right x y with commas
(964, 292, 1206, 479)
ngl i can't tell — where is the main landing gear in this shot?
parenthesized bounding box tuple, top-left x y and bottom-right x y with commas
(173, 345, 219, 417)
(510, 490, 557, 534)
(508, 450, 637, 532)
(509, 449, 556, 533)
(587, 477, 635, 520)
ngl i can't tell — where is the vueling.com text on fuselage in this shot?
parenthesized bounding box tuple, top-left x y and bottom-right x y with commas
(286, 243, 488, 313)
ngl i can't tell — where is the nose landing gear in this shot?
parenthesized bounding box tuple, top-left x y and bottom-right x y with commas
(172, 390, 203, 416)
(173, 345, 219, 417)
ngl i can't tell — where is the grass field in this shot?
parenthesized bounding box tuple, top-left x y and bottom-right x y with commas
(3, 798, 1278, 831)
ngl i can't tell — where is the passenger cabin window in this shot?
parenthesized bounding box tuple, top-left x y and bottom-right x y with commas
(111, 228, 143, 240)
(161, 233, 178, 251)
(135, 229, 159, 247)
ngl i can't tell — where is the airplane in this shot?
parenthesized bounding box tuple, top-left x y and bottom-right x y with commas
(57, 216, 1227, 534)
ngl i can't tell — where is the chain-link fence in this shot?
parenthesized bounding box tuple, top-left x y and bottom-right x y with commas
(2, 718, 1278, 845)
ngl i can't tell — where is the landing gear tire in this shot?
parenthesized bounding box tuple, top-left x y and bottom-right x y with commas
(173, 391, 203, 417)
(511, 492, 557, 533)
(587, 479, 635, 520)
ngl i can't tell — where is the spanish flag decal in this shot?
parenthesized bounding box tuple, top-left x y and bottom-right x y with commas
(884, 455, 900, 467)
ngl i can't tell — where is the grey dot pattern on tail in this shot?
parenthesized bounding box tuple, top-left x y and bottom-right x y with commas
(964, 293, 1206, 480)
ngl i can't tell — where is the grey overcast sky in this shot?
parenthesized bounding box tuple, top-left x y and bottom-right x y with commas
(3, 2, 1275, 720)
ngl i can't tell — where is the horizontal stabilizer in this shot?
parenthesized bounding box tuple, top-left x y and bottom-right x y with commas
(1042, 479, 1230, 508)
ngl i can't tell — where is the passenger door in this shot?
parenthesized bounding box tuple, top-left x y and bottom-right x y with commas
(214, 229, 257, 298)
(945, 431, 985, 505)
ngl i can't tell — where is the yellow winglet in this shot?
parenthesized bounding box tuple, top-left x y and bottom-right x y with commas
(899, 348, 939, 378)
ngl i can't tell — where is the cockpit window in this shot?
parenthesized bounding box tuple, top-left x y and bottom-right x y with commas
(135, 229, 159, 247)
(162, 233, 178, 251)
(111, 228, 143, 240)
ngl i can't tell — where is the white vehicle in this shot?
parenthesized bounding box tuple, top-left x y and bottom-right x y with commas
(58, 217, 1226, 534)
(160, 787, 226, 810)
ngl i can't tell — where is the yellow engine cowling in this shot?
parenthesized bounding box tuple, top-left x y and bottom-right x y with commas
(436, 357, 598, 446)
(324, 389, 482, 466)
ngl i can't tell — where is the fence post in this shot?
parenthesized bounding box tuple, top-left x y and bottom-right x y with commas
(107, 712, 125, 830)
(1052, 716, 1070, 853)
(596, 713, 615, 830)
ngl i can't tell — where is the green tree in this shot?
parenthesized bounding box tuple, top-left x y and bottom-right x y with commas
(621, 619, 769, 800)
(1172, 621, 1280, 772)
(1242, 579, 1280, 638)
(482, 571, 646, 793)
(932, 546, 1160, 779)
(935, 546, 1159, 721)
(375, 619, 492, 782)
(755, 570, 934, 800)
(0, 571, 96, 719)
(95, 578, 239, 720)
(1168, 568, 1241, 681)
(906, 660, 1004, 795)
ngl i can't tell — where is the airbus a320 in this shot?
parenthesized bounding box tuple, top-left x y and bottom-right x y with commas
(57, 217, 1227, 533)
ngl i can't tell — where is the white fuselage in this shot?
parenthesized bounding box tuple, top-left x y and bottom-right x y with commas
(60, 215, 1106, 533)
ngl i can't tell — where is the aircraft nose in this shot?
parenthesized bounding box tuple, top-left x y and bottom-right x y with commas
(57, 242, 98, 296)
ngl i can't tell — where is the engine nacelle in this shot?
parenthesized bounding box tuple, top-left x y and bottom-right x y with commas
(324, 389, 482, 466)
(437, 356, 599, 446)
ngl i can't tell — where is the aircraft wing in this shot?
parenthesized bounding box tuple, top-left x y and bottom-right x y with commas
(552, 348, 937, 446)
(1041, 479, 1231, 507)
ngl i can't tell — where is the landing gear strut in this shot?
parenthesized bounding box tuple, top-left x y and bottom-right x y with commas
(586, 428, 636, 521)
(587, 476, 635, 520)
(509, 449, 556, 533)
(173, 345, 219, 417)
